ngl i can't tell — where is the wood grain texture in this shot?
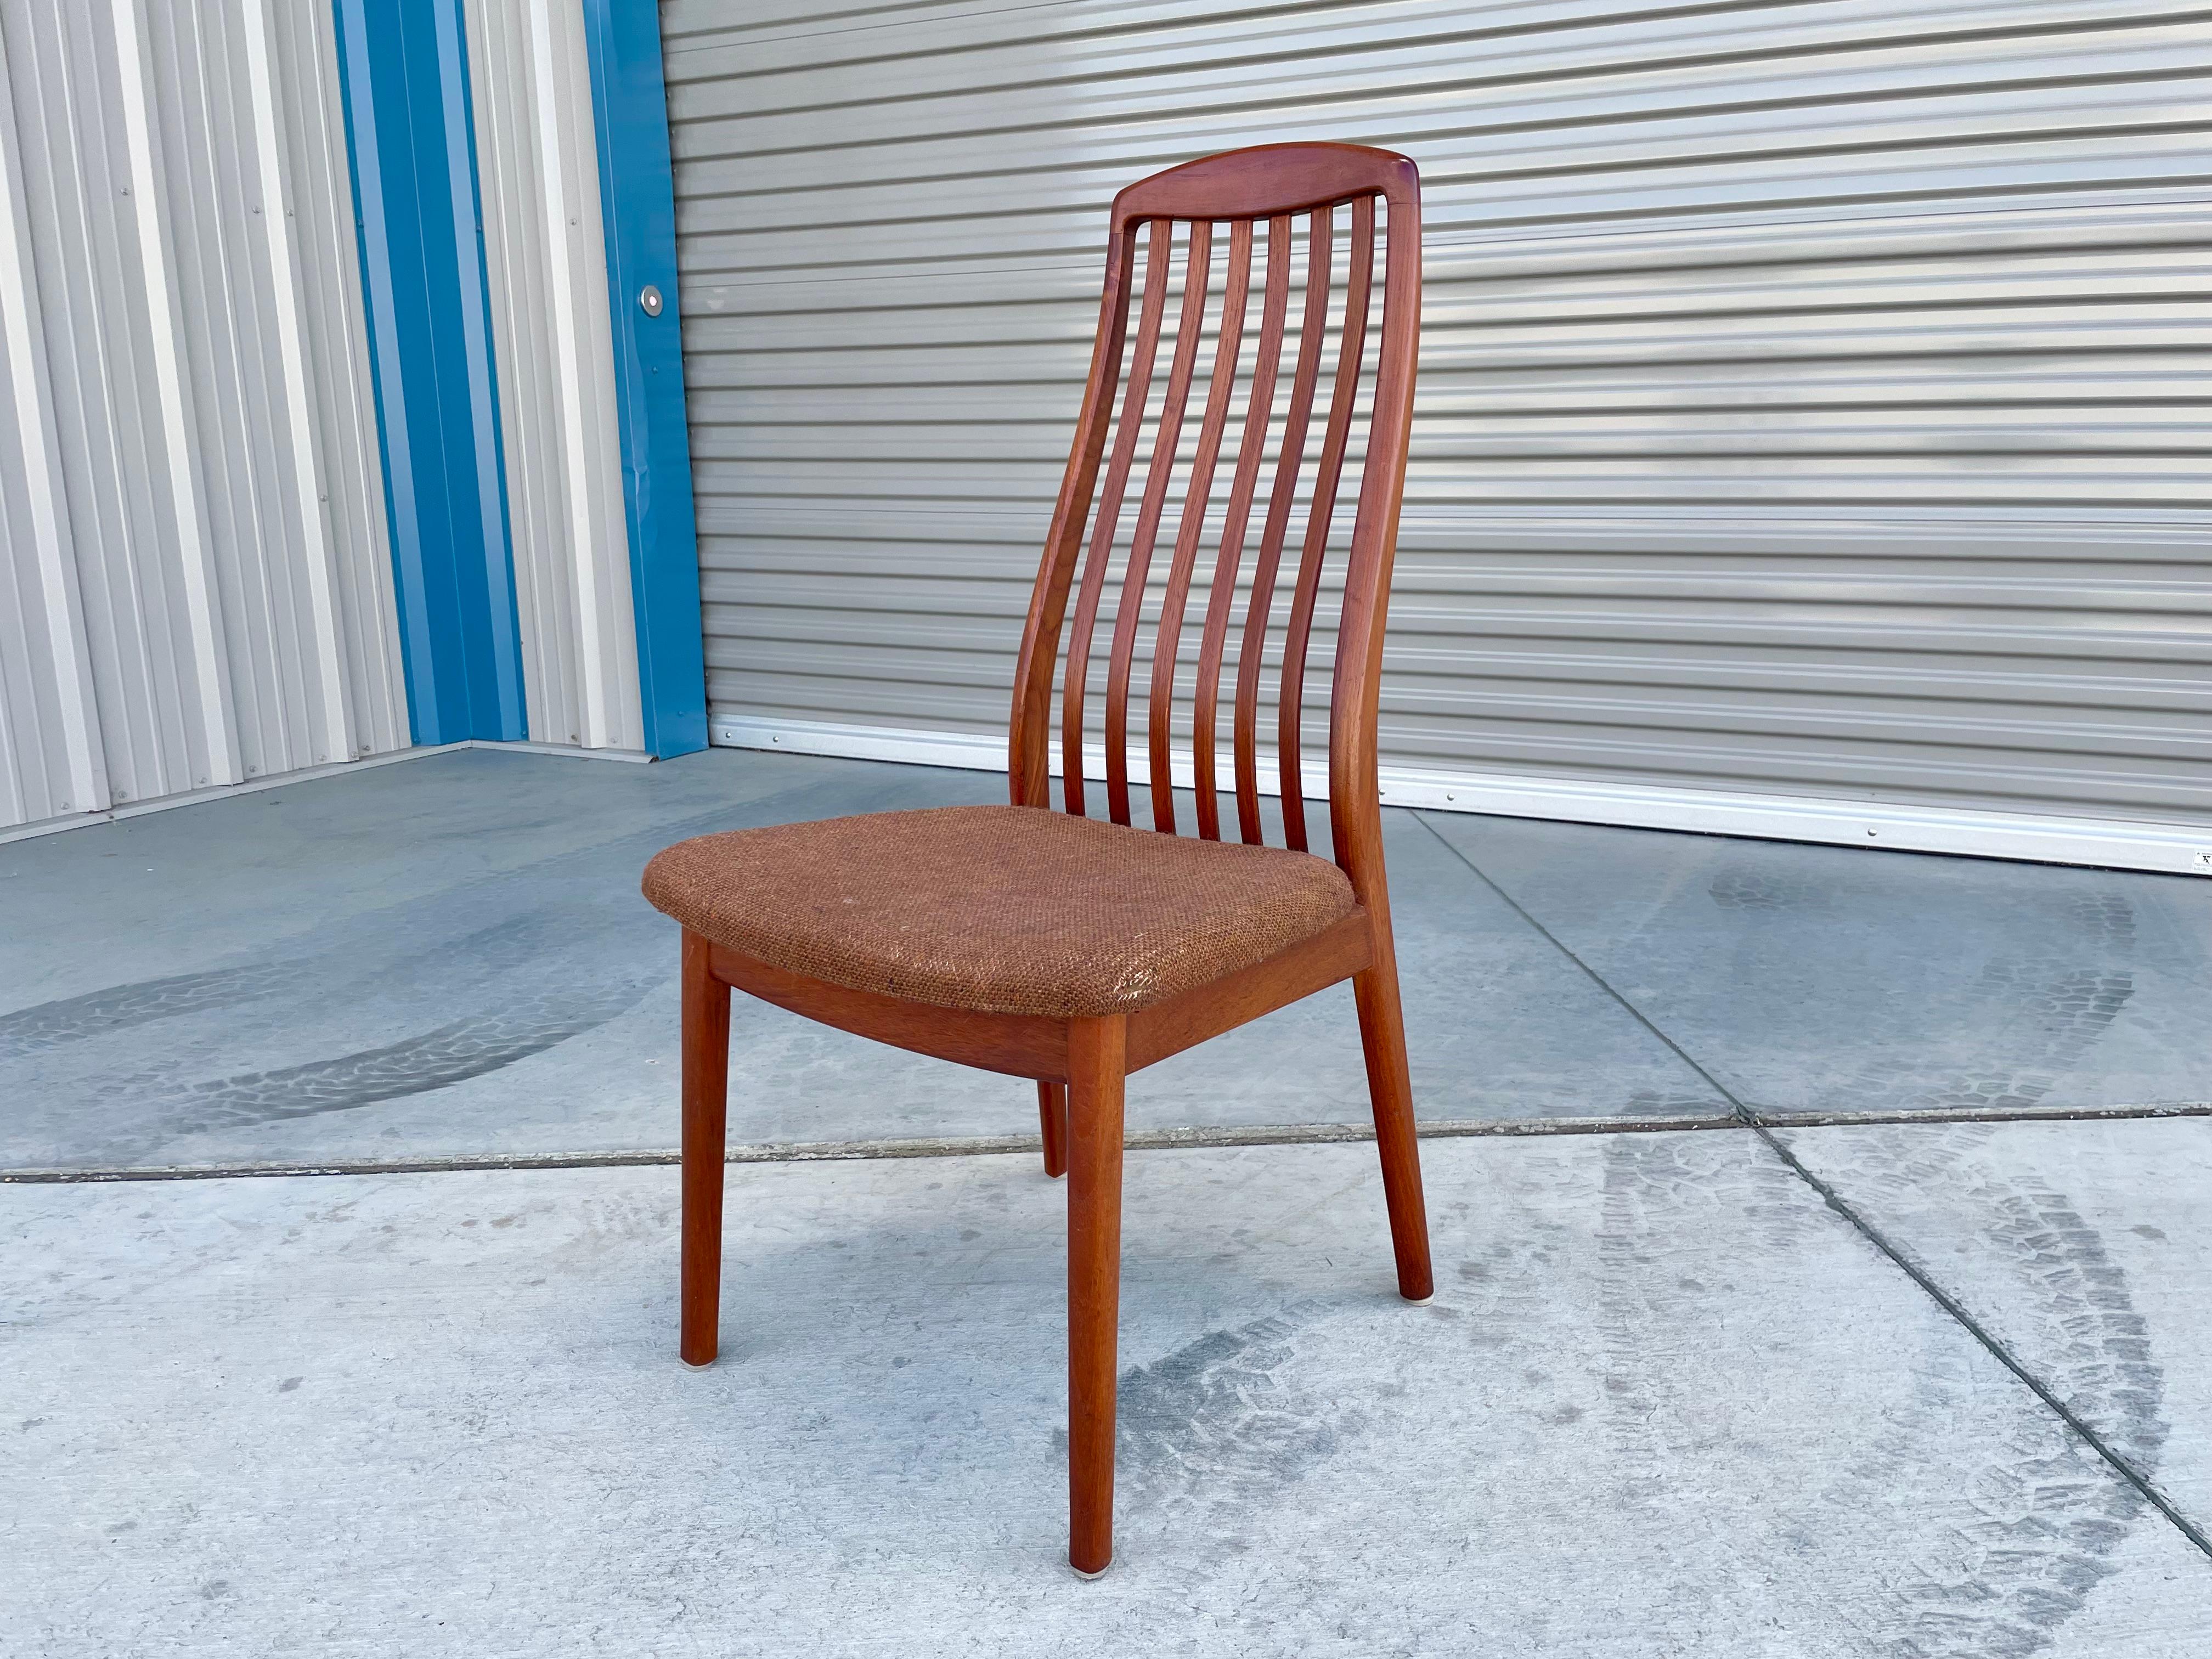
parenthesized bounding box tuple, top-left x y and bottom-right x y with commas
(680, 929, 732, 1366)
(1325, 173, 1423, 922)
(676, 143, 1430, 1576)
(1112, 140, 1417, 224)
(1009, 222, 1134, 810)
(1150, 219, 1250, 835)
(1038, 1080, 1069, 1179)
(705, 922, 1372, 1086)
(1108, 222, 1212, 828)
(1279, 195, 1375, 853)
(706, 941, 1071, 1081)
(1124, 910, 1373, 1073)
(1192, 215, 1289, 841)
(1356, 938, 1435, 1302)
(1234, 207, 1331, 847)
(1065, 1015, 1127, 1577)
(1062, 221, 1171, 819)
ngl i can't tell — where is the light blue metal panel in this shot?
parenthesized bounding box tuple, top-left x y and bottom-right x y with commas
(580, 0, 707, 759)
(332, 0, 524, 746)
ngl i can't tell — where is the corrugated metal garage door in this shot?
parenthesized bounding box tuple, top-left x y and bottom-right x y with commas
(657, 1, 2212, 864)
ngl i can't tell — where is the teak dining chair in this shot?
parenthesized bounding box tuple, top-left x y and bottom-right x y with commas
(641, 142, 1431, 1577)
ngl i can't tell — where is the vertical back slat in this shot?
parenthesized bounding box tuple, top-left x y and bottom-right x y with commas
(1105, 222, 1212, 827)
(1148, 220, 1250, 834)
(1008, 220, 1136, 808)
(1012, 145, 1421, 921)
(1233, 207, 1334, 845)
(1193, 216, 1289, 840)
(1278, 195, 1375, 852)
(1326, 184, 1422, 903)
(1062, 220, 1171, 816)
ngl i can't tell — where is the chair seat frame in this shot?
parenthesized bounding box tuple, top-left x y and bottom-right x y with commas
(674, 142, 1433, 1579)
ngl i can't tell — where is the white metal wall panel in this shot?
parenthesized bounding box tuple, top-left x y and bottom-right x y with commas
(658, 0, 2212, 854)
(0, 18, 105, 828)
(267, 0, 409, 766)
(0, 0, 405, 833)
(466, 0, 645, 754)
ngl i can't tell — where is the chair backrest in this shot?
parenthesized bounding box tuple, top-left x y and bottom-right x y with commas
(1009, 143, 1421, 909)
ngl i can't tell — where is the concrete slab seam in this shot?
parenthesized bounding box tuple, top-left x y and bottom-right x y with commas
(13, 1103, 2211, 1186)
(1411, 809, 2212, 1565)
(0, 1116, 1741, 1184)
(1759, 1124, 2212, 1560)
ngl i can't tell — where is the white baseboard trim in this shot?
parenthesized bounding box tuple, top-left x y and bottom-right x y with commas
(0, 738, 652, 845)
(712, 714, 2212, 878)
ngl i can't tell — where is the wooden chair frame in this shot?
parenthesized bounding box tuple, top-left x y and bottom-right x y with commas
(676, 142, 1431, 1578)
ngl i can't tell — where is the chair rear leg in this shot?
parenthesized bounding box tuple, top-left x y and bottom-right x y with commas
(680, 930, 732, 1366)
(1065, 1017, 1126, 1576)
(1038, 1081, 1069, 1179)
(1353, 941, 1434, 1302)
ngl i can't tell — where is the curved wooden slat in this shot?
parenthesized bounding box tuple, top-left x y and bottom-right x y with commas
(1233, 208, 1333, 845)
(1278, 195, 1375, 852)
(1148, 220, 1250, 834)
(1106, 223, 1212, 827)
(1062, 220, 1170, 816)
(1012, 144, 1420, 885)
(1326, 187, 1422, 913)
(1192, 216, 1289, 840)
(1010, 225, 1136, 807)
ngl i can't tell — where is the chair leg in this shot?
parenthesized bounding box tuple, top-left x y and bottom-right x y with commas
(680, 930, 732, 1367)
(1037, 1081, 1069, 1180)
(1353, 939, 1435, 1302)
(1065, 1016, 1126, 1577)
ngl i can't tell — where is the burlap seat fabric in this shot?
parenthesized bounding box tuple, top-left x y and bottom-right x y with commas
(641, 804, 1359, 1018)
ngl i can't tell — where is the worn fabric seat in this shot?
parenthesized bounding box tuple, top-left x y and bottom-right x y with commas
(641, 803, 1360, 1019)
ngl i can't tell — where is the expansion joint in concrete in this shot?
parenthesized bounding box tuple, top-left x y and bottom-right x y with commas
(1413, 810, 2212, 1566)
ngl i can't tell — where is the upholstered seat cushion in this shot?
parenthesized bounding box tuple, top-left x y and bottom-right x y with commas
(640, 804, 1361, 1019)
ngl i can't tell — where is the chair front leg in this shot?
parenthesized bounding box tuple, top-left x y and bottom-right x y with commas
(1065, 1015, 1126, 1576)
(680, 930, 732, 1366)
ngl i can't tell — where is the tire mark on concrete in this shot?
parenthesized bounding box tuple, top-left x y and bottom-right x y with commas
(1052, 1301, 1358, 1529)
(1707, 865, 1833, 913)
(0, 963, 300, 1061)
(1595, 1131, 2159, 1657)
(1592, 1135, 1825, 1543)
(1837, 894, 2136, 1116)
(1, 911, 624, 1084)
(15, 910, 656, 1126)
(1801, 1125, 2168, 1658)
(140, 976, 657, 1135)
(0, 766, 910, 1075)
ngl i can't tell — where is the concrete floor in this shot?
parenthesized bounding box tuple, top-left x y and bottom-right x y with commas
(4, 746, 2210, 1655)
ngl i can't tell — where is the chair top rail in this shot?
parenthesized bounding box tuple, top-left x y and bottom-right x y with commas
(1112, 142, 1414, 227)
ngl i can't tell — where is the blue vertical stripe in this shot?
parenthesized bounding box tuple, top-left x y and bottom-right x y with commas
(334, 0, 526, 747)
(581, 0, 708, 759)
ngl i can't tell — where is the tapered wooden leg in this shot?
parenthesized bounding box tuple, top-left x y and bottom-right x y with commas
(1065, 1017, 1126, 1577)
(1353, 930, 1434, 1302)
(1037, 1081, 1069, 1180)
(680, 930, 732, 1366)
